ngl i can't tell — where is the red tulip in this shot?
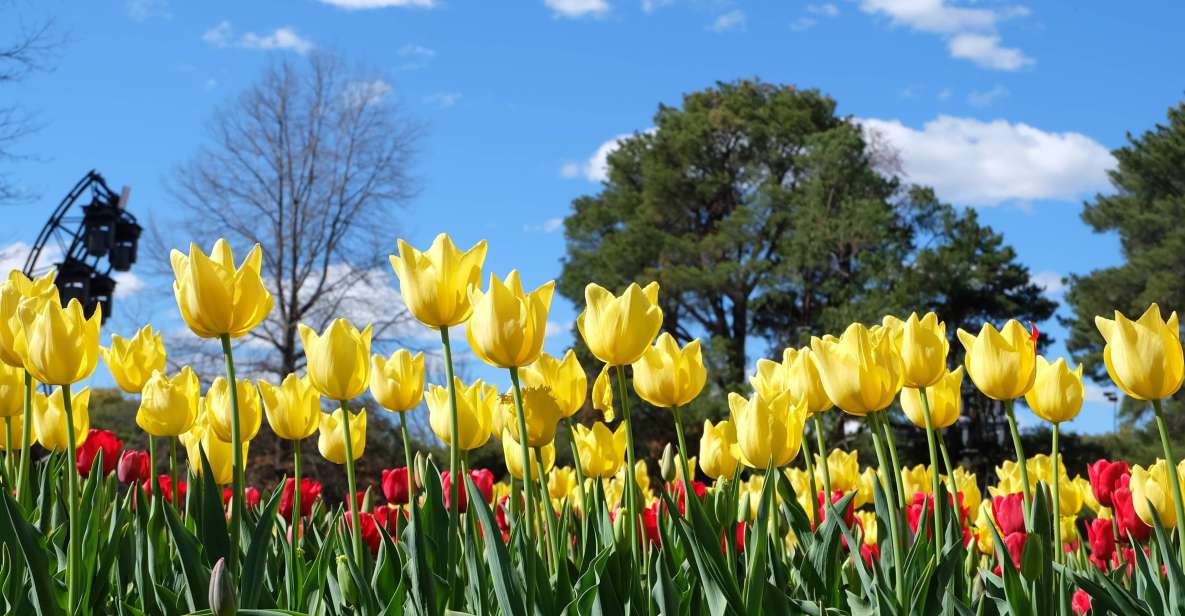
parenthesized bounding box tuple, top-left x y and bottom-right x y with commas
(346, 511, 381, 555)
(441, 469, 494, 513)
(382, 467, 413, 505)
(860, 542, 879, 568)
(991, 493, 1026, 535)
(222, 486, 261, 510)
(374, 504, 406, 535)
(76, 429, 123, 477)
(671, 479, 707, 514)
(818, 489, 855, 529)
(1000, 532, 1026, 571)
(280, 478, 322, 522)
(117, 450, 151, 485)
(143, 474, 187, 504)
(1086, 518, 1115, 571)
(1071, 589, 1092, 615)
(642, 501, 662, 547)
(1112, 475, 1151, 543)
(1087, 460, 1129, 508)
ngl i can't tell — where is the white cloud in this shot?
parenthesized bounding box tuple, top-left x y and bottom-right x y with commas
(545, 0, 610, 19)
(202, 22, 314, 55)
(345, 80, 393, 108)
(113, 272, 146, 298)
(709, 9, 746, 32)
(858, 0, 1033, 71)
(524, 218, 565, 233)
(397, 44, 436, 70)
(126, 0, 171, 21)
(545, 320, 573, 338)
(966, 83, 1009, 107)
(0, 242, 145, 299)
(318, 0, 436, 8)
(422, 91, 462, 108)
(1032, 270, 1065, 296)
(859, 115, 1115, 206)
(1084, 383, 1118, 405)
(808, 3, 839, 17)
(561, 133, 634, 182)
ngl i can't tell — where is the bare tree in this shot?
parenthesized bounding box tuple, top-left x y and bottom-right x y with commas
(0, 2, 61, 202)
(169, 51, 422, 377)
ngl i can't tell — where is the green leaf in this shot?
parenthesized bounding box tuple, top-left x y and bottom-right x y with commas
(241, 482, 283, 609)
(464, 475, 524, 616)
(0, 487, 63, 616)
(160, 490, 210, 612)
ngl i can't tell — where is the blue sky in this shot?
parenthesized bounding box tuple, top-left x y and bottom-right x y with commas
(3, 0, 1182, 435)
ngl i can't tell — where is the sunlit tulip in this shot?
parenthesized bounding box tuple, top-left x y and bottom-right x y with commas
(855, 510, 878, 545)
(300, 319, 373, 401)
(426, 377, 496, 450)
(0, 399, 36, 449)
(76, 428, 122, 477)
(181, 417, 245, 485)
(102, 325, 166, 394)
(35, 387, 90, 451)
(389, 234, 488, 328)
(258, 373, 321, 441)
(548, 466, 580, 501)
(20, 298, 100, 386)
(894, 312, 948, 389)
(502, 432, 555, 480)
(571, 423, 624, 479)
(750, 348, 794, 400)
(466, 271, 554, 368)
(1025, 356, 1084, 424)
(0, 361, 23, 417)
(1130, 460, 1183, 528)
(855, 468, 878, 508)
(521, 350, 587, 417)
(810, 323, 902, 416)
(0, 270, 58, 368)
(496, 386, 563, 447)
(699, 419, 740, 480)
(956, 320, 1036, 401)
(788, 348, 833, 415)
(818, 448, 860, 492)
(616, 460, 652, 495)
(632, 333, 707, 408)
(729, 391, 805, 469)
(369, 350, 425, 413)
(318, 408, 366, 465)
(577, 282, 662, 366)
(592, 364, 614, 421)
(1095, 304, 1184, 400)
(901, 464, 932, 497)
(901, 367, 964, 429)
(170, 239, 273, 338)
(206, 376, 262, 442)
(137, 367, 200, 437)
(946, 467, 982, 516)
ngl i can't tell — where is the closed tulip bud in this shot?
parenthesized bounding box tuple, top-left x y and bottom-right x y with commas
(259, 373, 321, 441)
(736, 491, 752, 523)
(699, 419, 740, 480)
(209, 557, 237, 616)
(901, 366, 964, 430)
(171, 239, 273, 338)
(496, 386, 563, 447)
(466, 271, 555, 368)
(414, 452, 429, 490)
(336, 555, 357, 606)
(20, 298, 101, 386)
(1130, 460, 1183, 528)
(0, 270, 58, 368)
(137, 367, 201, 437)
(577, 282, 662, 366)
(810, 324, 902, 416)
(300, 319, 372, 402)
(957, 320, 1037, 400)
(427, 377, 495, 451)
(1095, 304, 1184, 400)
(102, 325, 166, 394)
(592, 364, 615, 421)
(660, 443, 676, 482)
(181, 415, 246, 485)
(206, 376, 262, 442)
(632, 333, 707, 408)
(318, 408, 366, 465)
(370, 349, 425, 413)
(0, 361, 23, 417)
(892, 312, 949, 388)
(117, 449, 151, 485)
(389, 234, 488, 328)
(572, 422, 627, 478)
(34, 387, 90, 452)
(501, 431, 555, 480)
(787, 348, 833, 415)
(730, 391, 806, 469)
(521, 350, 586, 417)
(1024, 356, 1084, 424)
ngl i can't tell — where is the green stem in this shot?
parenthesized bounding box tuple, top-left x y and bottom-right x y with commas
(536, 450, 561, 574)
(868, 414, 905, 605)
(340, 400, 363, 565)
(219, 334, 245, 575)
(399, 411, 416, 512)
(1152, 399, 1185, 566)
(507, 367, 536, 611)
(801, 432, 819, 523)
(565, 419, 588, 511)
(3, 416, 12, 486)
(614, 364, 640, 570)
(919, 388, 945, 555)
(1003, 399, 1032, 520)
(169, 437, 179, 511)
(16, 370, 32, 507)
(671, 405, 696, 513)
(62, 384, 81, 615)
(290, 439, 303, 609)
(937, 432, 961, 522)
(879, 413, 908, 511)
(813, 415, 832, 496)
(440, 326, 463, 592)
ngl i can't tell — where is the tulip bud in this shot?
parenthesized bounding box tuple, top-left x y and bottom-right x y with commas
(613, 510, 627, 544)
(209, 557, 237, 616)
(337, 555, 357, 606)
(660, 444, 676, 483)
(414, 452, 429, 491)
(736, 492, 751, 523)
(713, 483, 733, 525)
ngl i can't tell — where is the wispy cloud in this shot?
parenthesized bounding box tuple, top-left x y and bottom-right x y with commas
(858, 0, 1033, 71)
(202, 21, 315, 55)
(422, 91, 462, 108)
(126, 0, 171, 21)
(318, 0, 436, 8)
(397, 44, 436, 70)
(709, 9, 746, 32)
(966, 84, 1009, 107)
(545, 0, 610, 19)
(524, 218, 565, 233)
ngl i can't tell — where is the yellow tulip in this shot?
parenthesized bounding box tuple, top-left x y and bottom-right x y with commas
(464, 271, 553, 369)
(855, 467, 877, 508)
(0, 402, 35, 450)
(675, 454, 697, 483)
(206, 376, 262, 442)
(894, 312, 949, 389)
(592, 364, 615, 421)
(572, 422, 627, 478)
(901, 367, 964, 430)
(817, 448, 860, 492)
(729, 391, 805, 469)
(20, 298, 100, 386)
(426, 377, 495, 451)
(495, 386, 563, 447)
(855, 510, 878, 545)
(632, 333, 707, 408)
(35, 387, 90, 451)
(299, 319, 373, 401)
(787, 347, 833, 415)
(102, 325, 166, 394)
(901, 464, 932, 496)
(0, 270, 58, 368)
(521, 350, 587, 417)
(1076, 476, 1100, 513)
(137, 367, 201, 437)
(181, 416, 245, 485)
(1095, 304, 1184, 400)
(699, 419, 740, 480)
(946, 467, 982, 515)
(369, 350, 424, 413)
(258, 373, 321, 441)
(1130, 460, 1183, 528)
(809, 324, 902, 416)
(956, 320, 1037, 400)
(0, 361, 23, 417)
(750, 348, 795, 400)
(548, 466, 580, 501)
(389, 234, 488, 328)
(503, 432, 555, 480)
(1024, 356, 1084, 424)
(616, 459, 652, 496)
(973, 503, 996, 555)
(170, 239, 273, 339)
(318, 408, 366, 465)
(577, 282, 662, 366)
